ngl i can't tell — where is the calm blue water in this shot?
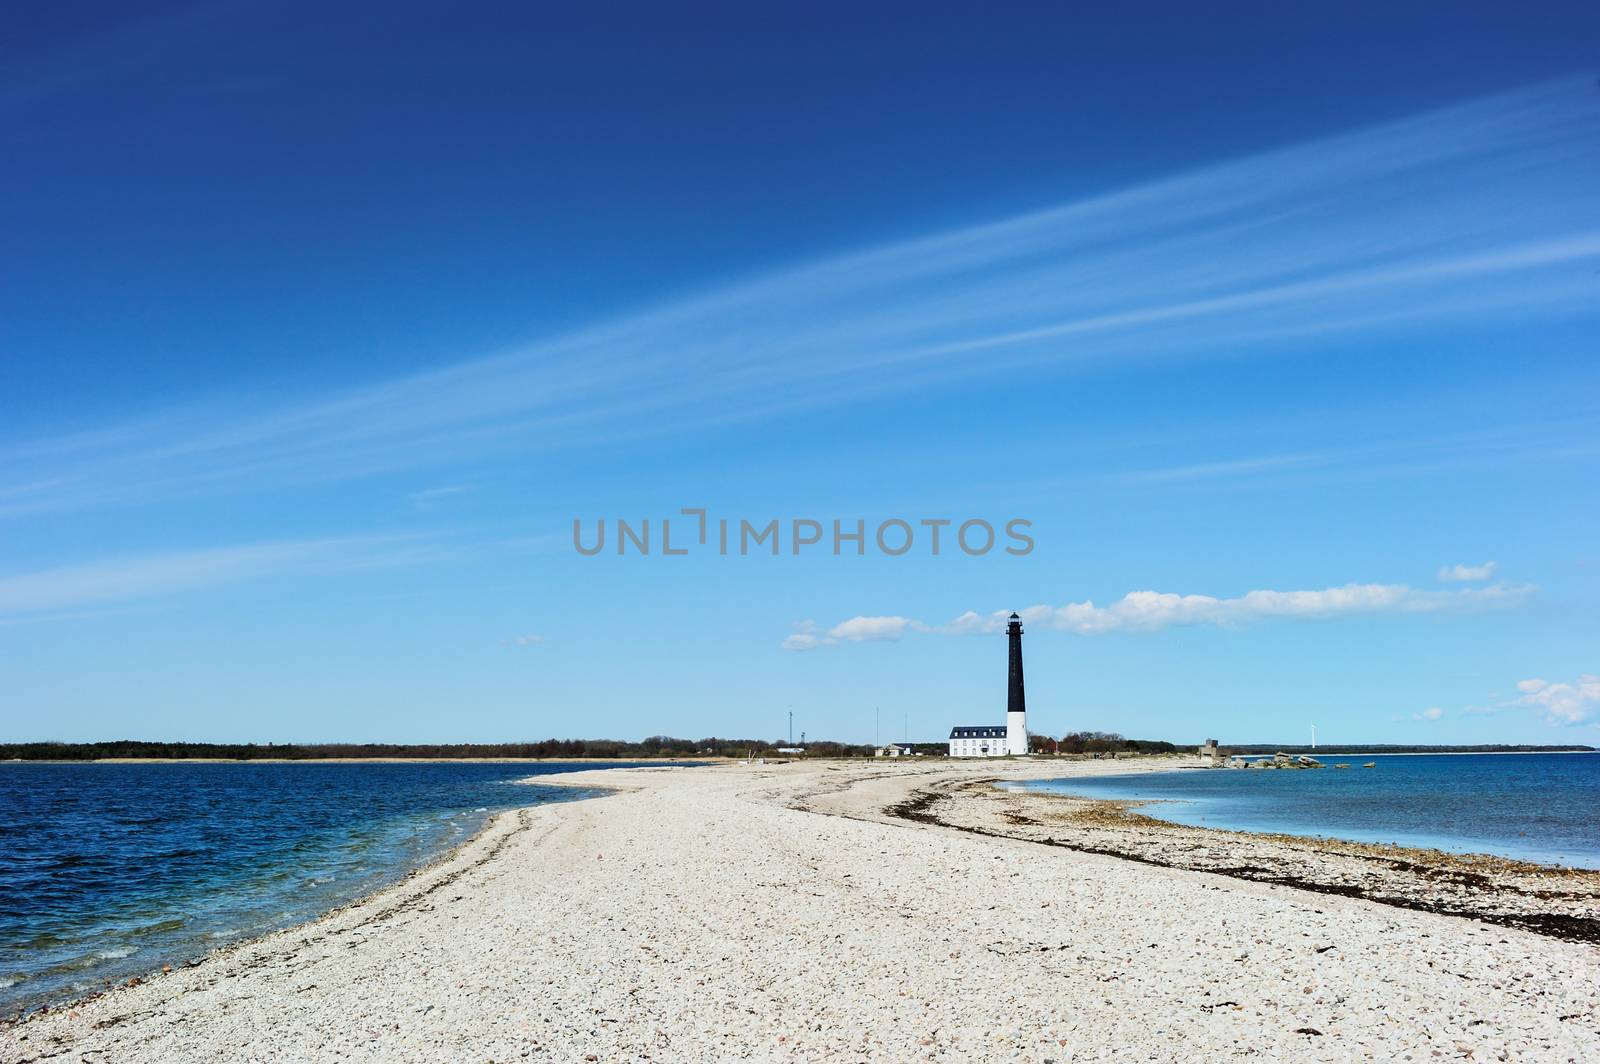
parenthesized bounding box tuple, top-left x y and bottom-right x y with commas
(0, 761, 659, 1016)
(1014, 753, 1600, 869)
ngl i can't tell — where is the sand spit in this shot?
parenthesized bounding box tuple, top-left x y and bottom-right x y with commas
(5, 759, 1598, 1062)
(873, 774, 1600, 944)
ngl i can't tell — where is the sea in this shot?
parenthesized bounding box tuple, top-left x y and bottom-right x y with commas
(1014, 752, 1600, 869)
(0, 761, 662, 1016)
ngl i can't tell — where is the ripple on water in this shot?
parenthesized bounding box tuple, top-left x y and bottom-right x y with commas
(129, 918, 186, 937)
(45, 952, 115, 975)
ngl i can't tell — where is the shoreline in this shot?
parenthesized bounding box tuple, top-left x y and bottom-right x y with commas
(1010, 780, 1600, 871)
(6, 759, 1596, 1061)
(3, 804, 529, 1023)
(0, 773, 631, 1022)
(898, 776, 1600, 943)
(5, 802, 523, 1024)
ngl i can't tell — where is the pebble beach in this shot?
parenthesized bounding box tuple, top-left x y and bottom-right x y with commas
(5, 758, 1598, 1062)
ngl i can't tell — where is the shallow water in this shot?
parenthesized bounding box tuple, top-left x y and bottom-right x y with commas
(1015, 752, 1600, 868)
(0, 761, 658, 1015)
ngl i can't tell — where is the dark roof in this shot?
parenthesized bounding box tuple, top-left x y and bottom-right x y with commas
(948, 726, 1007, 739)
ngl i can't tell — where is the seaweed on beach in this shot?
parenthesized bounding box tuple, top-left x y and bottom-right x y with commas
(882, 781, 1600, 945)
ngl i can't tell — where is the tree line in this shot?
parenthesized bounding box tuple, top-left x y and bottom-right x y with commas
(0, 738, 877, 761)
(1024, 732, 1178, 754)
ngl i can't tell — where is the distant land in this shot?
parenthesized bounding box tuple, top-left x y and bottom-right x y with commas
(1219, 744, 1596, 755)
(0, 738, 1592, 761)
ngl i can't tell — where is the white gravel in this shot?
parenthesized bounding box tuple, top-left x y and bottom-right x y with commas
(5, 759, 1597, 1062)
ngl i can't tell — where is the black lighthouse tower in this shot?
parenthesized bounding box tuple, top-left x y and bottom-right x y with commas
(1004, 612, 1027, 754)
(1006, 612, 1026, 713)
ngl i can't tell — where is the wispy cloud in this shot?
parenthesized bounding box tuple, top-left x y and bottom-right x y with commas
(506, 633, 544, 647)
(1118, 452, 1324, 484)
(0, 536, 428, 619)
(5, 79, 1599, 519)
(0, 606, 145, 628)
(788, 576, 1534, 648)
(407, 484, 476, 509)
(1514, 675, 1600, 727)
(1413, 706, 1445, 722)
(1439, 561, 1498, 582)
(1110, 419, 1600, 491)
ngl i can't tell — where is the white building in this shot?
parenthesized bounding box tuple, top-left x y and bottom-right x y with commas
(946, 725, 1011, 757)
(874, 742, 916, 758)
(947, 612, 1030, 757)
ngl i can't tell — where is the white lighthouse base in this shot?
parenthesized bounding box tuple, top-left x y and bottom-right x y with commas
(1006, 710, 1028, 755)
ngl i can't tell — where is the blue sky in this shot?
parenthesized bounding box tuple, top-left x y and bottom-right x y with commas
(3, 2, 1598, 745)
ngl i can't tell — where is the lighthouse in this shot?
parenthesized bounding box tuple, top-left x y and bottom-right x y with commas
(946, 610, 1032, 756)
(1005, 612, 1028, 756)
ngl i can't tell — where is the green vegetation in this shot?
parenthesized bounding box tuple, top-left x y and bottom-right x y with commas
(1049, 732, 1179, 754)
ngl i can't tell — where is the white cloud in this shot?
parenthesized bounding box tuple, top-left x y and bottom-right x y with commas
(508, 634, 544, 646)
(1413, 706, 1445, 721)
(782, 616, 928, 651)
(943, 581, 1531, 636)
(828, 616, 928, 642)
(792, 577, 1533, 648)
(781, 620, 828, 652)
(1514, 675, 1600, 726)
(1438, 561, 1497, 582)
